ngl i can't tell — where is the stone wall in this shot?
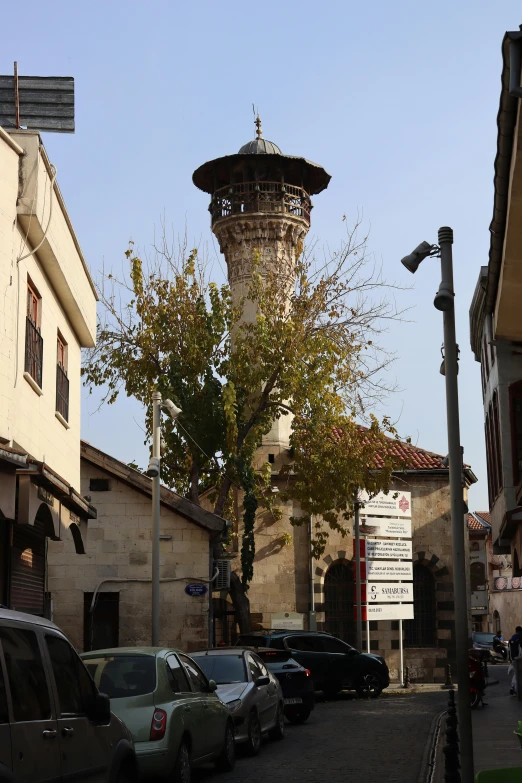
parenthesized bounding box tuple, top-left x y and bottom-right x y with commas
(47, 462, 211, 652)
(237, 472, 461, 683)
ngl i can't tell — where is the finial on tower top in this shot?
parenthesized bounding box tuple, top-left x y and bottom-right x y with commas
(255, 114, 263, 139)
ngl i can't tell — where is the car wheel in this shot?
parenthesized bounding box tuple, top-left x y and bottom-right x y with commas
(285, 706, 311, 724)
(246, 711, 262, 756)
(356, 673, 383, 699)
(268, 704, 285, 740)
(173, 741, 191, 783)
(215, 722, 236, 772)
(323, 684, 342, 700)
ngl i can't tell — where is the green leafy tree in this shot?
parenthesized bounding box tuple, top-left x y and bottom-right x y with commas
(84, 222, 405, 630)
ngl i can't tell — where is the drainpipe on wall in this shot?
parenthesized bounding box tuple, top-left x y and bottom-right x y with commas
(309, 516, 317, 631)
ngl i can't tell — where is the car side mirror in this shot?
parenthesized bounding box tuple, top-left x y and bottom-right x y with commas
(255, 676, 270, 687)
(89, 692, 111, 724)
(207, 679, 217, 692)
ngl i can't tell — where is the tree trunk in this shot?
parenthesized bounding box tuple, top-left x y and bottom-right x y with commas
(229, 571, 251, 634)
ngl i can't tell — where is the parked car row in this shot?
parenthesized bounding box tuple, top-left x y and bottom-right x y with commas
(0, 608, 391, 783)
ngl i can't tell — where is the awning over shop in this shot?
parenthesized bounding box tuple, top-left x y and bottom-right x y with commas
(0, 445, 28, 520)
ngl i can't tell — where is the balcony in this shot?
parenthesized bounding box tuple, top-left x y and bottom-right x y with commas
(210, 181, 312, 227)
(56, 364, 69, 422)
(24, 317, 43, 389)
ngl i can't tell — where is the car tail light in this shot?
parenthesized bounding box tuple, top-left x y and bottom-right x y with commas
(150, 709, 167, 741)
(305, 669, 311, 677)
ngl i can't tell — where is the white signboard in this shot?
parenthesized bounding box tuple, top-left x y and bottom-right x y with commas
(366, 582, 414, 603)
(366, 560, 413, 581)
(365, 603, 414, 621)
(365, 539, 412, 560)
(360, 517, 412, 539)
(359, 490, 411, 517)
(271, 612, 304, 630)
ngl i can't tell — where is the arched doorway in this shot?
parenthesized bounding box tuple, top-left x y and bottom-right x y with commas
(493, 610, 501, 635)
(404, 563, 436, 647)
(324, 560, 355, 645)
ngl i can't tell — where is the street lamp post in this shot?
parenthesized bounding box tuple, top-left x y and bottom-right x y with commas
(401, 227, 474, 783)
(146, 392, 182, 646)
(354, 499, 363, 652)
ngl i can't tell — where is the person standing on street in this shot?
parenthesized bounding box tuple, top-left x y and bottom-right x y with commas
(508, 626, 522, 695)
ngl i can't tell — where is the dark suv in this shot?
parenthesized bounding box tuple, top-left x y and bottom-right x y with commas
(236, 630, 389, 699)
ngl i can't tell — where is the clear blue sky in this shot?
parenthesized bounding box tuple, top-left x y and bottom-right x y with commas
(4, 0, 520, 511)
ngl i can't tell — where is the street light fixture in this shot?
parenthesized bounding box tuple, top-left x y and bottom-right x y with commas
(148, 392, 182, 646)
(401, 227, 474, 783)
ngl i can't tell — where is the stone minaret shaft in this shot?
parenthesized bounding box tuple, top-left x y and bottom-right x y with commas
(193, 118, 331, 451)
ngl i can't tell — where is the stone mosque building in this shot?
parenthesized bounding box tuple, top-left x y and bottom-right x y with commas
(192, 119, 478, 682)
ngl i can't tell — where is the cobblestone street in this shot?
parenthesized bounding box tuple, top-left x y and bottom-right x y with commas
(195, 692, 447, 783)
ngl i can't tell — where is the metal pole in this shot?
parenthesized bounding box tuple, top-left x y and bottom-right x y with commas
(399, 620, 404, 687)
(438, 227, 474, 783)
(309, 516, 317, 631)
(354, 501, 363, 651)
(208, 541, 214, 648)
(151, 391, 162, 646)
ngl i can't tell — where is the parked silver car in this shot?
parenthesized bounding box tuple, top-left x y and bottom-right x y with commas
(191, 648, 285, 756)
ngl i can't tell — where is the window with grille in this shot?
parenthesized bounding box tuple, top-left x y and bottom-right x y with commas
(485, 391, 503, 503)
(56, 333, 69, 421)
(25, 281, 43, 388)
(324, 561, 355, 646)
(404, 564, 436, 648)
(510, 381, 522, 486)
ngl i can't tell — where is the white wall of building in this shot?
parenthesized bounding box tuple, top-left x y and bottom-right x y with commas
(0, 129, 96, 490)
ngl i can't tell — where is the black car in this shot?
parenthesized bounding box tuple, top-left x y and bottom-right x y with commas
(236, 630, 390, 699)
(254, 648, 315, 723)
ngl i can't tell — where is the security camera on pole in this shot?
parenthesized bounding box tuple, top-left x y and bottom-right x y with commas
(401, 227, 474, 783)
(146, 393, 182, 646)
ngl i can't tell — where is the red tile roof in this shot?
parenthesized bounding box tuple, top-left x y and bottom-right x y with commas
(468, 512, 491, 531)
(333, 426, 448, 472)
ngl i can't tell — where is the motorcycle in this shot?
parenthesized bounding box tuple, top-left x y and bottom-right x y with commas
(469, 650, 487, 709)
(492, 637, 508, 662)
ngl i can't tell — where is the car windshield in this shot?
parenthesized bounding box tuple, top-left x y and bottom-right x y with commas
(473, 633, 495, 645)
(82, 655, 156, 698)
(195, 655, 246, 684)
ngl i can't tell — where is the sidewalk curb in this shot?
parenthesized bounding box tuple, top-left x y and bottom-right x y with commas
(418, 709, 446, 783)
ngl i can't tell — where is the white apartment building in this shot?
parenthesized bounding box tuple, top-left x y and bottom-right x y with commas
(0, 125, 97, 615)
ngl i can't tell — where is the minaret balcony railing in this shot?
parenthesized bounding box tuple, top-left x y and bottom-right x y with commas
(210, 181, 312, 227)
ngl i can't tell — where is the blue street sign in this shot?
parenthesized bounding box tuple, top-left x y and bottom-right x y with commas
(185, 583, 208, 597)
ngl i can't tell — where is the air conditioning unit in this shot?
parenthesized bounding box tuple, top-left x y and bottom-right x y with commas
(213, 560, 231, 591)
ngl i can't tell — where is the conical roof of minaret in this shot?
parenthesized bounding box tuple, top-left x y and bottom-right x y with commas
(193, 116, 331, 196)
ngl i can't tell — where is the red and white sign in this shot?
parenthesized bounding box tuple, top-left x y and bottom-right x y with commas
(358, 490, 411, 518)
(353, 539, 412, 560)
(359, 517, 412, 539)
(354, 603, 415, 621)
(362, 582, 414, 603)
(355, 560, 413, 581)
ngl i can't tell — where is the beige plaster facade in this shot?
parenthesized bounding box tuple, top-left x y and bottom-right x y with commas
(48, 442, 225, 652)
(0, 126, 97, 613)
(0, 129, 96, 489)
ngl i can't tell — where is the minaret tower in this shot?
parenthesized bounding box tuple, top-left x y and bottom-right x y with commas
(193, 117, 331, 450)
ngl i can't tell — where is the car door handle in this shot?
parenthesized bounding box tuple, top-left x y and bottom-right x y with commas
(61, 727, 74, 738)
(184, 706, 191, 712)
(42, 730, 57, 739)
